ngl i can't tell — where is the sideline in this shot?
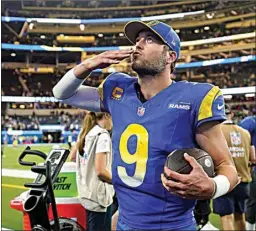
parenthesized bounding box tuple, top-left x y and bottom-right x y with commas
(2, 183, 27, 190)
(2, 168, 37, 179)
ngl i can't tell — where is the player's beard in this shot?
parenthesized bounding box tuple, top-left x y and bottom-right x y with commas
(131, 50, 167, 78)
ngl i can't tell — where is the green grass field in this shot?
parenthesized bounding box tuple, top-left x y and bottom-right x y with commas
(2, 144, 69, 230)
(2, 144, 69, 170)
(2, 144, 221, 230)
(2, 177, 33, 230)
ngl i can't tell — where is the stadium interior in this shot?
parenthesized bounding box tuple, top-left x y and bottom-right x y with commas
(2, 1, 255, 136)
(1, 1, 255, 229)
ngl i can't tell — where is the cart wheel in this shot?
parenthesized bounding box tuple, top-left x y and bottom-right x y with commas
(50, 217, 84, 231)
(32, 225, 49, 231)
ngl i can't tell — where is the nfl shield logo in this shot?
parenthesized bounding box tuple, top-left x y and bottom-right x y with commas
(230, 132, 241, 145)
(137, 106, 145, 116)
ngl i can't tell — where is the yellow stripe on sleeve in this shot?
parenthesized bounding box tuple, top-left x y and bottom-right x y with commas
(97, 74, 113, 101)
(198, 86, 221, 121)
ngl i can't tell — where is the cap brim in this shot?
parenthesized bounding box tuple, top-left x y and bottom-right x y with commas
(124, 20, 166, 45)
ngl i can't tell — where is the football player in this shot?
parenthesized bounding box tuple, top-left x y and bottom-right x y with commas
(53, 20, 239, 230)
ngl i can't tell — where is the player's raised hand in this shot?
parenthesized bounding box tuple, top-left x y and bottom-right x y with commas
(87, 49, 134, 69)
(74, 49, 134, 78)
(161, 153, 215, 200)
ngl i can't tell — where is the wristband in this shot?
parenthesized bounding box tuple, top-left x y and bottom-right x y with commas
(212, 175, 230, 199)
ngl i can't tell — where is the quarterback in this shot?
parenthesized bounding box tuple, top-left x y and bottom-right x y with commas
(53, 20, 238, 230)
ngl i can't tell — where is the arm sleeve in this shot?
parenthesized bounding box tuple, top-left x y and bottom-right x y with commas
(52, 68, 101, 112)
(95, 133, 111, 154)
(195, 86, 226, 129)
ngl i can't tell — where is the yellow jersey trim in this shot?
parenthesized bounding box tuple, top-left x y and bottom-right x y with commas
(215, 90, 222, 99)
(98, 74, 113, 101)
(198, 86, 221, 121)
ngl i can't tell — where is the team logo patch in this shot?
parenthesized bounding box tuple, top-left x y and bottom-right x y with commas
(137, 106, 145, 116)
(217, 103, 225, 110)
(147, 20, 160, 27)
(111, 87, 124, 100)
(230, 132, 241, 146)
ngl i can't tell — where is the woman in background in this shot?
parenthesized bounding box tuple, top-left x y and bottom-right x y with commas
(70, 112, 114, 231)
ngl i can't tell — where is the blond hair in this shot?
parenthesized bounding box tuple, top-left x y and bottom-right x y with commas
(77, 112, 108, 155)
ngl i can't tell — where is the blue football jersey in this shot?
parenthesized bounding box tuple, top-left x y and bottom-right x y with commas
(239, 116, 256, 149)
(98, 72, 226, 230)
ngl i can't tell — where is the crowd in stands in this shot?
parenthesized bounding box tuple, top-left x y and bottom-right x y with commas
(22, 0, 213, 9)
(1, 114, 40, 131)
(1, 62, 255, 131)
(1, 69, 103, 97)
(2, 1, 222, 19)
(1, 0, 254, 152)
(1, 0, 254, 49)
(1, 98, 254, 131)
(2, 26, 253, 48)
(1, 111, 85, 131)
(2, 64, 255, 131)
(1, 0, 255, 132)
(175, 62, 256, 89)
(3, 1, 253, 21)
(2, 62, 255, 98)
(230, 103, 256, 123)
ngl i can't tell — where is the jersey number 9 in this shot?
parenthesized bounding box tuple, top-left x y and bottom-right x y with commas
(118, 124, 149, 187)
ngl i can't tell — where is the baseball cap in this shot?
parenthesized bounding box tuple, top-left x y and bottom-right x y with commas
(124, 20, 180, 60)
